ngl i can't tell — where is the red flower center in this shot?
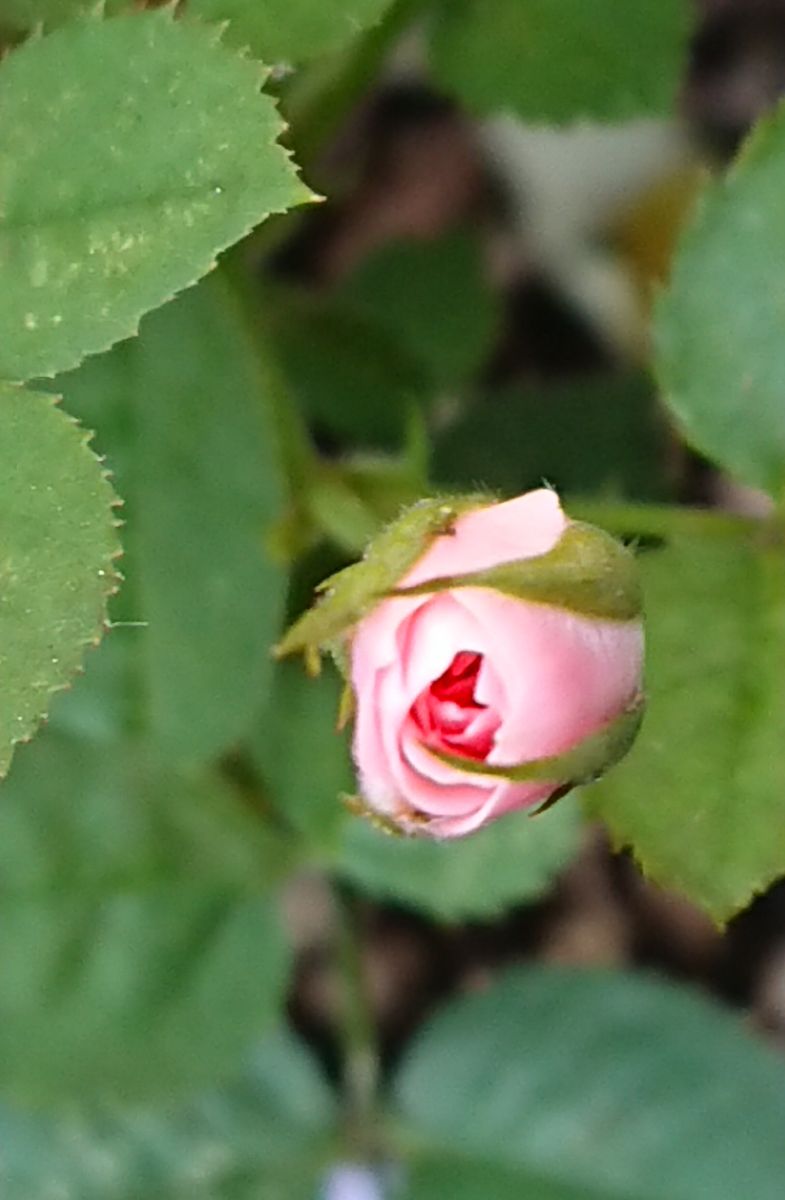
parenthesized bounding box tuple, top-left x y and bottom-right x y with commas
(410, 650, 500, 762)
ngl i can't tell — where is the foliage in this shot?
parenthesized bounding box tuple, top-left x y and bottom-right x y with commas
(656, 104, 785, 495)
(0, 1030, 335, 1198)
(588, 532, 785, 922)
(429, 0, 692, 123)
(1, 1, 785, 1197)
(0, 386, 119, 776)
(55, 272, 288, 763)
(396, 968, 785, 1200)
(0, 8, 308, 381)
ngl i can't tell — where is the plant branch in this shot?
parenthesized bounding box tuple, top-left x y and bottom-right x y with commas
(336, 889, 381, 1154)
(567, 498, 767, 542)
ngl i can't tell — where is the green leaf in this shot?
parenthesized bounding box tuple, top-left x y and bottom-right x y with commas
(0, 1030, 335, 1199)
(0, 0, 125, 27)
(0, 383, 119, 777)
(270, 291, 429, 450)
(0, 9, 309, 382)
(587, 534, 785, 923)
(404, 1156, 633, 1200)
(0, 637, 292, 1106)
(252, 659, 353, 848)
(0, 628, 294, 1104)
(188, 0, 395, 62)
(0, 0, 395, 63)
(429, 0, 693, 123)
(57, 271, 287, 763)
(338, 799, 582, 921)
(656, 108, 785, 495)
(434, 374, 669, 502)
(396, 967, 785, 1200)
(337, 232, 499, 389)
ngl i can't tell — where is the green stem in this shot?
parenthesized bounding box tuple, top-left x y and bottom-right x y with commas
(281, 0, 435, 176)
(566, 498, 766, 541)
(336, 889, 381, 1153)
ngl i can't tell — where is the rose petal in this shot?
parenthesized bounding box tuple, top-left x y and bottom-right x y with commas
(399, 593, 488, 700)
(350, 593, 427, 683)
(454, 588, 643, 765)
(353, 661, 490, 819)
(403, 489, 567, 588)
(424, 778, 553, 837)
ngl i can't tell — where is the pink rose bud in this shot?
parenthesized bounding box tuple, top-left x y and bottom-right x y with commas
(275, 489, 644, 838)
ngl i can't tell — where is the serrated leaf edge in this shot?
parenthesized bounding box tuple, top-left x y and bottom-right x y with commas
(0, 387, 123, 775)
(0, 6, 316, 385)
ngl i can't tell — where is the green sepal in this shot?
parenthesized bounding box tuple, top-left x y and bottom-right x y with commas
(390, 522, 642, 621)
(427, 693, 645, 789)
(273, 493, 491, 666)
(337, 681, 355, 730)
(342, 793, 407, 837)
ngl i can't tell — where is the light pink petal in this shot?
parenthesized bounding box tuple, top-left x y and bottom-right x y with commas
(458, 705, 501, 746)
(454, 588, 643, 766)
(352, 663, 404, 820)
(350, 594, 427, 684)
(401, 718, 487, 789)
(425, 778, 554, 838)
(403, 489, 567, 588)
(353, 659, 490, 820)
(352, 594, 497, 821)
(474, 651, 508, 711)
(398, 593, 488, 700)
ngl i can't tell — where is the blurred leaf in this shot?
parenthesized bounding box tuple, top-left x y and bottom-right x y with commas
(430, 0, 692, 123)
(0, 1029, 334, 1198)
(341, 410, 429, 520)
(404, 1156, 631, 1200)
(0, 0, 125, 24)
(306, 467, 387, 555)
(189, 0, 395, 62)
(434, 374, 667, 501)
(396, 967, 785, 1200)
(337, 800, 583, 921)
(253, 660, 353, 848)
(0, 0, 395, 62)
(588, 535, 785, 923)
(57, 272, 287, 763)
(338, 233, 499, 388)
(0, 9, 308, 382)
(0, 384, 119, 777)
(0, 635, 292, 1106)
(307, 434, 428, 555)
(270, 291, 429, 449)
(656, 109, 785, 495)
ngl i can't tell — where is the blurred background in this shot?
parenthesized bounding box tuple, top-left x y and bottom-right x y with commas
(3, 0, 785, 1197)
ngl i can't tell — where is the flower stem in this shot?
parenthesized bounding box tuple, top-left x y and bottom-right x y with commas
(336, 889, 381, 1154)
(282, 0, 435, 174)
(567, 498, 766, 541)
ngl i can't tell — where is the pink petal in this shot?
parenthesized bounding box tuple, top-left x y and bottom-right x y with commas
(425, 778, 554, 838)
(403, 489, 567, 588)
(454, 588, 643, 766)
(353, 660, 490, 820)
